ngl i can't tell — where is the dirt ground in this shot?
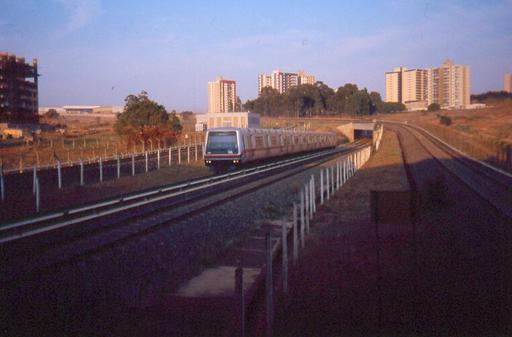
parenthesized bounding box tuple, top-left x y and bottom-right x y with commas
(271, 128, 512, 337)
(0, 161, 211, 222)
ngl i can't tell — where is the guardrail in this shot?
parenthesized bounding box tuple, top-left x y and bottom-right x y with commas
(0, 142, 369, 243)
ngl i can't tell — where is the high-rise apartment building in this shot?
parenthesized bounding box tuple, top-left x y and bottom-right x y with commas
(208, 76, 237, 113)
(386, 59, 470, 109)
(0, 52, 39, 123)
(258, 70, 316, 95)
(435, 59, 470, 109)
(402, 69, 428, 103)
(504, 73, 512, 93)
(297, 70, 316, 85)
(385, 67, 405, 103)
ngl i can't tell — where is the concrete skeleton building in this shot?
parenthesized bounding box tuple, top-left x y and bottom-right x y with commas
(0, 52, 39, 123)
(208, 76, 237, 113)
(385, 59, 470, 110)
(258, 70, 316, 95)
(504, 73, 512, 93)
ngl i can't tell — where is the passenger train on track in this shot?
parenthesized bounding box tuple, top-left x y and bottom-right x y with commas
(204, 127, 337, 170)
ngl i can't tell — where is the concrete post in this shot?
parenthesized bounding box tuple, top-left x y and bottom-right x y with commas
(178, 147, 182, 164)
(57, 161, 62, 189)
(33, 165, 37, 195)
(117, 156, 121, 179)
(35, 177, 40, 212)
(99, 157, 103, 182)
(326, 167, 330, 200)
(265, 232, 273, 337)
(187, 145, 190, 163)
(336, 161, 340, 190)
(320, 168, 324, 205)
(310, 176, 314, 216)
(80, 160, 84, 186)
(293, 202, 298, 265)
(145, 151, 149, 172)
(311, 174, 316, 213)
(282, 217, 288, 293)
(235, 262, 245, 337)
(305, 184, 310, 234)
(131, 154, 135, 176)
(19, 156, 23, 174)
(0, 166, 4, 201)
(168, 147, 172, 166)
(300, 191, 305, 248)
(195, 144, 198, 161)
(331, 166, 335, 194)
(157, 150, 161, 169)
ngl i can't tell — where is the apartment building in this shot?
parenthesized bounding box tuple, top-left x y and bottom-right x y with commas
(504, 73, 512, 93)
(0, 52, 39, 123)
(208, 76, 237, 113)
(258, 70, 316, 95)
(386, 59, 470, 110)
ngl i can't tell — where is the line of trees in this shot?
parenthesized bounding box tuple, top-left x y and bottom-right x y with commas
(471, 91, 512, 102)
(243, 82, 406, 117)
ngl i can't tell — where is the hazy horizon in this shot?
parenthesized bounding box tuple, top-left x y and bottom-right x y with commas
(1, 0, 511, 112)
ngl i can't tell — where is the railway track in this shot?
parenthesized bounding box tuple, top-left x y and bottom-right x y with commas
(386, 122, 512, 221)
(0, 140, 368, 285)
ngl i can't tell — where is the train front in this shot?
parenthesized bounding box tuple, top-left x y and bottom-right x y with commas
(204, 129, 242, 170)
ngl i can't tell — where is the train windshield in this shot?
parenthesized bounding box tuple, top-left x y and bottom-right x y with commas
(206, 131, 238, 154)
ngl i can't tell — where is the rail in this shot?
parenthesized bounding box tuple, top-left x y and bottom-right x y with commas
(0, 141, 369, 243)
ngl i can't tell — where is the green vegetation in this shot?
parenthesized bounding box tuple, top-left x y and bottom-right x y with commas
(437, 114, 452, 126)
(471, 91, 512, 102)
(428, 103, 441, 112)
(44, 108, 60, 119)
(114, 91, 182, 145)
(244, 82, 405, 117)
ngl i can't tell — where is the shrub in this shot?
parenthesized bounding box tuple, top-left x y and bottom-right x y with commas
(438, 114, 452, 126)
(428, 103, 441, 112)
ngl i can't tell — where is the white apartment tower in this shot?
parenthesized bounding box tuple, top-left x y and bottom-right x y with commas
(386, 59, 470, 109)
(208, 76, 237, 113)
(258, 70, 316, 95)
(504, 73, 512, 93)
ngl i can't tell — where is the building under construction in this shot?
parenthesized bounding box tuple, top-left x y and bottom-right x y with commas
(0, 52, 39, 123)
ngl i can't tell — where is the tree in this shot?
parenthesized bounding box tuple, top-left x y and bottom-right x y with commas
(44, 109, 60, 119)
(114, 91, 181, 145)
(428, 103, 441, 111)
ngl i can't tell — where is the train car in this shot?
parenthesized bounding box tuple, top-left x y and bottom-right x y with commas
(204, 127, 337, 170)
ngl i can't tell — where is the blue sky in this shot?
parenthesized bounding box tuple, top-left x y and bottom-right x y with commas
(1, 0, 511, 112)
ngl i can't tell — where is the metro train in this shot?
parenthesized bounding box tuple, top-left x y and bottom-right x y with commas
(204, 127, 337, 170)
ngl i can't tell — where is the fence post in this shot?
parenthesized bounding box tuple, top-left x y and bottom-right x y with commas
(336, 161, 340, 190)
(0, 165, 5, 201)
(80, 160, 84, 186)
(309, 174, 316, 214)
(282, 217, 288, 294)
(57, 160, 62, 189)
(178, 147, 182, 164)
(117, 156, 121, 179)
(131, 154, 135, 176)
(293, 202, 298, 265)
(187, 145, 190, 163)
(157, 150, 161, 169)
(305, 184, 310, 234)
(235, 261, 245, 337)
(35, 177, 40, 212)
(99, 157, 103, 182)
(265, 232, 273, 337)
(300, 191, 305, 248)
(320, 168, 324, 205)
(19, 156, 23, 174)
(145, 152, 149, 173)
(33, 165, 37, 195)
(326, 167, 330, 200)
(195, 144, 198, 161)
(168, 147, 172, 166)
(331, 166, 335, 194)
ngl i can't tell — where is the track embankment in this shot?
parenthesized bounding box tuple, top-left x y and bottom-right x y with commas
(273, 127, 512, 337)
